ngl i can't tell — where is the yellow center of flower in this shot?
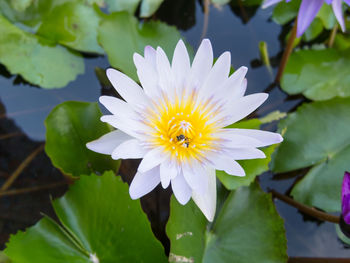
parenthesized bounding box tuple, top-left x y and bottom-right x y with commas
(148, 95, 219, 162)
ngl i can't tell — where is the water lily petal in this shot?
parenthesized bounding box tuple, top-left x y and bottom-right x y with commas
(192, 168, 217, 222)
(221, 128, 283, 147)
(133, 53, 159, 98)
(129, 166, 160, 199)
(342, 172, 350, 224)
(171, 173, 192, 205)
(297, 0, 324, 37)
(160, 160, 178, 188)
(262, 0, 283, 9)
(111, 139, 146, 160)
(86, 130, 132, 155)
(138, 147, 167, 173)
(172, 39, 191, 94)
(332, 0, 345, 31)
(106, 68, 150, 110)
(182, 161, 208, 195)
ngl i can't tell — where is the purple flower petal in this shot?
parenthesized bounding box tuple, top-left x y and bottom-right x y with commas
(342, 172, 350, 225)
(332, 0, 345, 31)
(262, 0, 283, 9)
(324, 0, 333, 4)
(343, 0, 350, 5)
(297, 0, 324, 37)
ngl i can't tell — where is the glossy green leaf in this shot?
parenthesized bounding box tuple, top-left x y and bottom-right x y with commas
(105, 0, 163, 17)
(0, 14, 84, 88)
(98, 11, 181, 81)
(45, 101, 119, 178)
(272, 0, 300, 25)
(37, 2, 103, 54)
(317, 4, 336, 29)
(281, 48, 350, 101)
(217, 111, 285, 190)
(271, 98, 350, 212)
(302, 18, 323, 41)
(5, 172, 167, 263)
(166, 182, 287, 263)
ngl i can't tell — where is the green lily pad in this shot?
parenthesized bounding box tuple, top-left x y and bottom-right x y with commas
(0, 251, 10, 263)
(37, 2, 103, 54)
(5, 172, 167, 263)
(105, 0, 164, 17)
(217, 111, 285, 190)
(272, 0, 300, 25)
(166, 182, 287, 263)
(98, 11, 181, 81)
(0, 14, 84, 88)
(271, 98, 350, 212)
(281, 48, 350, 101)
(45, 101, 120, 178)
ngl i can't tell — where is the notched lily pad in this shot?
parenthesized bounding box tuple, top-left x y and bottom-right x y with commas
(98, 11, 181, 81)
(271, 98, 350, 212)
(0, 14, 84, 89)
(281, 48, 350, 101)
(4, 172, 167, 263)
(45, 101, 120, 178)
(166, 182, 287, 263)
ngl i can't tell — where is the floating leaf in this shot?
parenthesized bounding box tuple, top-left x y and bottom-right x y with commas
(166, 182, 287, 263)
(271, 98, 350, 212)
(5, 172, 167, 263)
(0, 14, 84, 88)
(272, 0, 300, 25)
(98, 11, 181, 81)
(281, 48, 350, 101)
(105, 0, 164, 17)
(37, 2, 103, 54)
(45, 101, 120, 178)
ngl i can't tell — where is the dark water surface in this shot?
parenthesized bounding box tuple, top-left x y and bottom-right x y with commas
(0, 1, 349, 258)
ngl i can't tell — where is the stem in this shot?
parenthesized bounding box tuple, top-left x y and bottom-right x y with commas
(200, 0, 210, 42)
(0, 144, 45, 191)
(0, 181, 67, 197)
(288, 257, 350, 263)
(275, 19, 298, 84)
(0, 132, 23, 140)
(270, 189, 340, 224)
(328, 24, 338, 48)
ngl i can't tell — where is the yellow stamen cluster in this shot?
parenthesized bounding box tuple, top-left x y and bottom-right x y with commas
(148, 94, 218, 162)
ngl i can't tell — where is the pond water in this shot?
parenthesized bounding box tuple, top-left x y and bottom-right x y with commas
(0, 0, 348, 258)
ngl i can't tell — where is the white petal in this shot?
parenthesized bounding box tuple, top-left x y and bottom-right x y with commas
(156, 47, 173, 92)
(218, 93, 269, 127)
(192, 168, 217, 222)
(138, 147, 167, 173)
(224, 148, 266, 160)
(223, 129, 283, 147)
(172, 39, 191, 94)
(182, 162, 208, 195)
(215, 132, 262, 148)
(111, 139, 146, 160)
(129, 166, 160, 199)
(199, 51, 231, 100)
(160, 160, 178, 188)
(106, 68, 149, 109)
(188, 39, 213, 89)
(100, 115, 148, 139)
(86, 130, 132, 155)
(171, 173, 192, 205)
(133, 53, 159, 98)
(99, 96, 136, 116)
(144, 45, 157, 68)
(207, 153, 246, 176)
(215, 67, 248, 107)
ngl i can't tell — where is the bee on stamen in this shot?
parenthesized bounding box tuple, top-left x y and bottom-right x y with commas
(176, 134, 190, 148)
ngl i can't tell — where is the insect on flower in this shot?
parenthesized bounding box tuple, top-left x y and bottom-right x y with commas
(262, 0, 350, 37)
(87, 39, 283, 221)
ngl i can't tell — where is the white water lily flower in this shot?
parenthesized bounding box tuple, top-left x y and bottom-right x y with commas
(87, 39, 283, 221)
